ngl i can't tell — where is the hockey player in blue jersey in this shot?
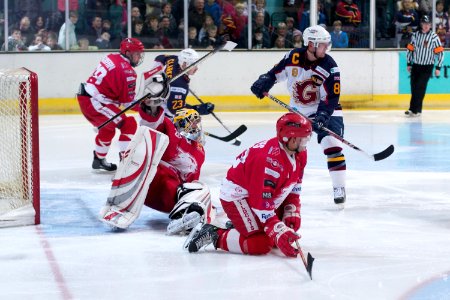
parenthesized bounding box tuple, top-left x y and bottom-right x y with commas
(251, 25, 347, 208)
(138, 48, 214, 119)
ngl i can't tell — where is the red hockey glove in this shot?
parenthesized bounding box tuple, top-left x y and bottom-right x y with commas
(264, 217, 300, 257)
(282, 203, 301, 232)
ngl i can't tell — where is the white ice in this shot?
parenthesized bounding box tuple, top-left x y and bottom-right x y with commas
(1, 111, 450, 300)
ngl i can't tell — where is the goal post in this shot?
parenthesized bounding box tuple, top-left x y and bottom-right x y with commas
(0, 68, 40, 227)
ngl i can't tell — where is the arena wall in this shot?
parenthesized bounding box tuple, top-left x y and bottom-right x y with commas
(0, 50, 449, 114)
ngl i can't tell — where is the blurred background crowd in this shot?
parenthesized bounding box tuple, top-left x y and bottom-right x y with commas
(1, 0, 449, 51)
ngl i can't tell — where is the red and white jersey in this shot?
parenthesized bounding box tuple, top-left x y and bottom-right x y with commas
(84, 53, 138, 106)
(220, 137, 307, 224)
(139, 106, 205, 182)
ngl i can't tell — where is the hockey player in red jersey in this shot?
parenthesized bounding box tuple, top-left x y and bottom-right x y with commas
(77, 37, 145, 172)
(251, 25, 347, 208)
(100, 78, 213, 232)
(185, 113, 312, 257)
(138, 48, 215, 119)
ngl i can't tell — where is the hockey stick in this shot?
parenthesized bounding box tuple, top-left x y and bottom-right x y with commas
(97, 41, 238, 130)
(204, 124, 247, 142)
(295, 240, 314, 280)
(263, 93, 395, 161)
(189, 88, 242, 146)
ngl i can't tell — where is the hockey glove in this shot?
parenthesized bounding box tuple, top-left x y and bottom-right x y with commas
(282, 203, 301, 232)
(143, 73, 170, 106)
(312, 111, 330, 133)
(251, 73, 275, 99)
(264, 217, 300, 257)
(190, 102, 215, 115)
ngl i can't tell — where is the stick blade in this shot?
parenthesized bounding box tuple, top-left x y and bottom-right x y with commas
(373, 144, 395, 161)
(222, 41, 237, 51)
(306, 252, 315, 280)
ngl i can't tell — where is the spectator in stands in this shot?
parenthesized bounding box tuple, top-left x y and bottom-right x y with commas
(252, 27, 270, 48)
(272, 36, 287, 49)
(394, 0, 419, 48)
(96, 31, 112, 49)
(299, 1, 328, 32)
(330, 20, 349, 48)
(131, 6, 143, 23)
(243, 11, 270, 48)
(200, 24, 223, 49)
(73, 37, 99, 50)
(188, 26, 201, 48)
(145, 0, 163, 17)
(109, 0, 127, 44)
(158, 16, 177, 48)
(32, 16, 46, 34)
(28, 34, 51, 51)
(198, 14, 215, 43)
(435, 1, 449, 46)
(252, 0, 270, 28)
(335, 0, 362, 27)
(271, 22, 291, 48)
(19, 16, 34, 47)
(143, 15, 163, 48)
(189, 0, 207, 33)
(132, 19, 146, 39)
(232, 2, 248, 43)
(84, 15, 103, 45)
(292, 29, 303, 47)
(58, 11, 79, 50)
(376, 0, 393, 39)
(160, 2, 178, 32)
(204, 0, 222, 27)
(47, 32, 63, 50)
(1, 28, 28, 51)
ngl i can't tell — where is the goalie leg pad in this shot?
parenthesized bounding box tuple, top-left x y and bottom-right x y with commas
(99, 126, 169, 229)
(167, 181, 215, 235)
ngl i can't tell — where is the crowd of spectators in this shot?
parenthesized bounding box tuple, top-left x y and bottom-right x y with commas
(1, 0, 450, 51)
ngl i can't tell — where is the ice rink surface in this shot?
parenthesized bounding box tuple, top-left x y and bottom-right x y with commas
(1, 111, 450, 300)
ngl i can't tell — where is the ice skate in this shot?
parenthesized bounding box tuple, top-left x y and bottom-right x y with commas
(184, 223, 219, 253)
(92, 151, 117, 172)
(405, 110, 421, 118)
(334, 187, 346, 209)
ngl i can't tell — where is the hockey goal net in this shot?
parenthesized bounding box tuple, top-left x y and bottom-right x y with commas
(0, 68, 40, 227)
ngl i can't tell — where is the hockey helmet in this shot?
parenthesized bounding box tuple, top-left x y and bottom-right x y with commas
(178, 48, 199, 68)
(420, 15, 431, 24)
(303, 25, 331, 51)
(120, 38, 145, 67)
(276, 113, 312, 150)
(173, 108, 204, 143)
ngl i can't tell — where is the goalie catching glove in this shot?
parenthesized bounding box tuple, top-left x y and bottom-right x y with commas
(166, 181, 215, 235)
(138, 70, 170, 107)
(264, 217, 300, 257)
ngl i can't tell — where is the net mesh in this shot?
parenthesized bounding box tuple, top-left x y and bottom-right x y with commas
(0, 69, 34, 215)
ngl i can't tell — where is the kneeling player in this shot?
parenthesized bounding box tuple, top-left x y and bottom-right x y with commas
(99, 75, 212, 234)
(185, 113, 312, 257)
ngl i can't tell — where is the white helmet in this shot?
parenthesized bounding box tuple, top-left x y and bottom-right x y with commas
(303, 25, 331, 51)
(178, 48, 199, 68)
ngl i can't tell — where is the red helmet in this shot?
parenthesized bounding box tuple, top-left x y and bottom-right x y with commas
(120, 38, 144, 54)
(120, 38, 145, 67)
(276, 112, 312, 143)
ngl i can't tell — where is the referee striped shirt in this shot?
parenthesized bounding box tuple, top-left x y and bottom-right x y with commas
(406, 30, 444, 69)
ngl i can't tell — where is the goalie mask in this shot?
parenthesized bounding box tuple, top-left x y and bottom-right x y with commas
(173, 108, 204, 143)
(276, 113, 312, 152)
(303, 25, 332, 52)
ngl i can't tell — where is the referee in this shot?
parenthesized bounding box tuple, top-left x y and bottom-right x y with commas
(405, 15, 444, 117)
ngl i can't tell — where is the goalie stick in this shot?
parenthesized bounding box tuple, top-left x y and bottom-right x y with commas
(204, 124, 247, 142)
(98, 41, 238, 130)
(189, 88, 242, 146)
(264, 93, 395, 161)
(295, 240, 314, 280)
